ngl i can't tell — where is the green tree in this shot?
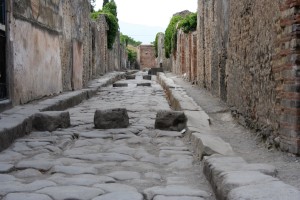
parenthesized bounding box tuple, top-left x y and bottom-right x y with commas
(90, 1, 119, 49)
(103, 0, 109, 7)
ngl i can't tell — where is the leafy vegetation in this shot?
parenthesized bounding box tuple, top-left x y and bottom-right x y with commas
(120, 33, 140, 65)
(164, 12, 197, 58)
(120, 33, 142, 47)
(164, 15, 183, 58)
(178, 12, 197, 33)
(91, 0, 119, 49)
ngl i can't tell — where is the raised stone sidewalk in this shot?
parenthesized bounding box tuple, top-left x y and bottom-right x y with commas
(0, 72, 127, 152)
(157, 72, 300, 200)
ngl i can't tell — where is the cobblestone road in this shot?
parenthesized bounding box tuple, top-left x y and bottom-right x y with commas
(0, 72, 214, 200)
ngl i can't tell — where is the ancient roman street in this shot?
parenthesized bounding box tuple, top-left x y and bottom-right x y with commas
(0, 71, 299, 200)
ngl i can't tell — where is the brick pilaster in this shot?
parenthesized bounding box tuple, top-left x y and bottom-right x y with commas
(276, 0, 300, 154)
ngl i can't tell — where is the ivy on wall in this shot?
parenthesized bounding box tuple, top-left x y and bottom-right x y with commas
(91, 0, 119, 49)
(163, 12, 197, 58)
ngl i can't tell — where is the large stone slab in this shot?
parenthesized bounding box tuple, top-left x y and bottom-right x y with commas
(154, 196, 205, 200)
(32, 111, 70, 132)
(94, 108, 129, 129)
(185, 111, 210, 130)
(37, 186, 104, 200)
(106, 171, 141, 181)
(155, 110, 187, 131)
(94, 183, 138, 192)
(191, 133, 234, 159)
(0, 163, 14, 173)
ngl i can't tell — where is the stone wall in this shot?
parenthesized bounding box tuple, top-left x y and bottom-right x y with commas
(156, 33, 172, 71)
(137, 45, 156, 69)
(6, 0, 127, 105)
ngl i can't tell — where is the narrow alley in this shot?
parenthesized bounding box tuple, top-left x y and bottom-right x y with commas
(0, 72, 214, 200)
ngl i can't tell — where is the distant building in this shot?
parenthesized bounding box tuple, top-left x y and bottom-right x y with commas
(137, 45, 156, 70)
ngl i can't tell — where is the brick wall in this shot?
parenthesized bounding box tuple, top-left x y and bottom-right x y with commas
(137, 45, 156, 69)
(276, 0, 300, 154)
(158, 0, 299, 154)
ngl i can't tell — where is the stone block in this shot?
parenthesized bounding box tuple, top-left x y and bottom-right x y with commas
(126, 75, 136, 80)
(191, 133, 234, 159)
(32, 111, 70, 132)
(113, 83, 128, 87)
(143, 75, 152, 80)
(228, 181, 300, 200)
(94, 108, 129, 129)
(155, 110, 187, 131)
(148, 68, 164, 75)
(137, 83, 151, 87)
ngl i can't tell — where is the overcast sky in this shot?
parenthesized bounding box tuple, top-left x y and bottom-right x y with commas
(94, 0, 197, 44)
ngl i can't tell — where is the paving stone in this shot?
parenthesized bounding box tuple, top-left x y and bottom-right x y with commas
(48, 174, 115, 186)
(106, 171, 141, 181)
(166, 177, 188, 185)
(78, 130, 113, 139)
(0, 163, 14, 173)
(145, 172, 162, 180)
(153, 130, 183, 138)
(144, 185, 210, 200)
(0, 151, 24, 162)
(155, 110, 187, 131)
(3, 193, 53, 200)
(15, 169, 43, 178)
(0, 180, 56, 196)
(51, 165, 98, 175)
(67, 153, 136, 162)
(94, 108, 129, 129)
(92, 191, 143, 200)
(27, 142, 52, 148)
(108, 146, 136, 156)
(37, 186, 104, 200)
(16, 160, 54, 171)
(94, 183, 138, 192)
(154, 196, 205, 200)
(32, 111, 70, 132)
(0, 174, 19, 182)
(228, 181, 300, 200)
(168, 157, 193, 169)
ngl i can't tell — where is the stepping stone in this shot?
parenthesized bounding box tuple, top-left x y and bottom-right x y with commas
(3, 193, 52, 200)
(37, 186, 104, 200)
(92, 191, 143, 200)
(126, 75, 136, 80)
(32, 111, 70, 132)
(155, 110, 187, 131)
(137, 83, 151, 87)
(113, 83, 128, 87)
(94, 108, 129, 129)
(106, 171, 141, 181)
(143, 75, 152, 80)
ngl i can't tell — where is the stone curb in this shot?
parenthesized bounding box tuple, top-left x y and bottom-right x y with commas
(156, 72, 300, 200)
(0, 72, 127, 152)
